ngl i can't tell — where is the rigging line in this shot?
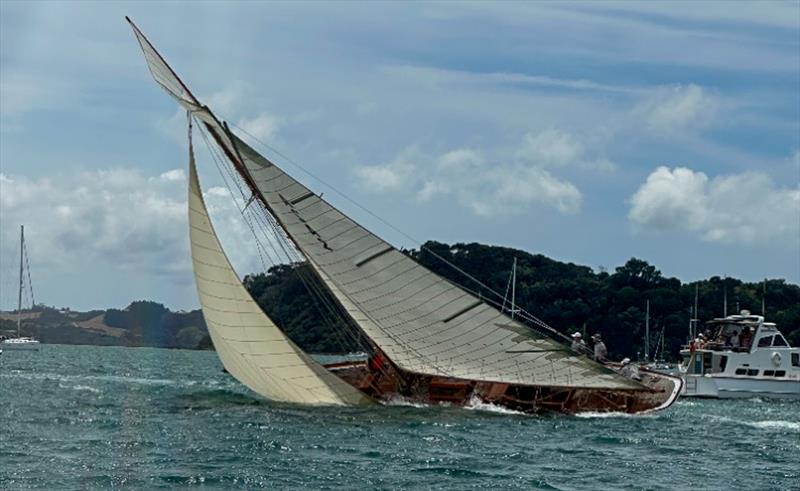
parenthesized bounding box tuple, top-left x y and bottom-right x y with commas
(224, 118, 569, 343)
(197, 120, 274, 272)
(213, 128, 524, 376)
(207, 129, 464, 374)
(199, 129, 358, 357)
(501, 261, 513, 313)
(23, 238, 34, 307)
(199, 123, 374, 358)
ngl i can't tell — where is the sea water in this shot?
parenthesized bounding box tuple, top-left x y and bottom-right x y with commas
(1, 345, 797, 490)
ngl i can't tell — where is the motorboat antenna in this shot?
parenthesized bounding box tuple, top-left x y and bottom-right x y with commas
(723, 276, 727, 317)
(644, 299, 650, 362)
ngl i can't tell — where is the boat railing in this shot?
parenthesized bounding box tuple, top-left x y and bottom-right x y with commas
(681, 343, 752, 353)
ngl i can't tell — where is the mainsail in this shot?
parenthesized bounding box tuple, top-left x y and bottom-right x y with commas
(187, 123, 371, 406)
(129, 18, 642, 392)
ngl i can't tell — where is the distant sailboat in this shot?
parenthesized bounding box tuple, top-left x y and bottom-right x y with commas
(1, 226, 40, 350)
(128, 18, 682, 414)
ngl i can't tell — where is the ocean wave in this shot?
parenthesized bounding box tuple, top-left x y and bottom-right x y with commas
(4, 371, 210, 390)
(746, 420, 800, 431)
(72, 384, 101, 394)
(704, 414, 799, 432)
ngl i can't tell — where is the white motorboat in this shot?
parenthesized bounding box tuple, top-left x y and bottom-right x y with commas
(680, 311, 799, 399)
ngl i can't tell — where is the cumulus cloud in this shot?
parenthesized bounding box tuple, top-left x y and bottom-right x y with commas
(0, 166, 265, 291)
(469, 166, 582, 216)
(0, 169, 189, 278)
(353, 132, 587, 217)
(517, 129, 583, 166)
(353, 148, 418, 192)
(629, 166, 800, 244)
(238, 113, 280, 142)
(156, 83, 280, 147)
(516, 129, 616, 171)
(635, 84, 718, 134)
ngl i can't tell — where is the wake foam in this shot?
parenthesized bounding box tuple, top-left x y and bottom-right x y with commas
(384, 396, 431, 409)
(465, 395, 526, 416)
(574, 411, 642, 419)
(747, 420, 800, 431)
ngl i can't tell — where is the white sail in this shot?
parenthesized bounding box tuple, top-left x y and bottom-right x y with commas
(187, 128, 371, 406)
(129, 18, 641, 391)
(231, 136, 640, 390)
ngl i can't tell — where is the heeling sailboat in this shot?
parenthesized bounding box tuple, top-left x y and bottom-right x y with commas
(128, 18, 681, 414)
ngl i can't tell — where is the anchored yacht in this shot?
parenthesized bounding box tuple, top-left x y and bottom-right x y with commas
(1, 226, 40, 351)
(680, 311, 799, 399)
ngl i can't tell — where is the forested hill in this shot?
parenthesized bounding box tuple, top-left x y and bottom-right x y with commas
(0, 300, 208, 350)
(245, 241, 800, 360)
(4, 241, 797, 359)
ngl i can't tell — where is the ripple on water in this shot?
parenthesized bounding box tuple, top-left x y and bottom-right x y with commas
(2, 345, 798, 491)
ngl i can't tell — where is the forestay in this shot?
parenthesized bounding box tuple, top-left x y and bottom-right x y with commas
(187, 127, 371, 406)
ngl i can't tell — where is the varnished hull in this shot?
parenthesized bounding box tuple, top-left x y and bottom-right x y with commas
(326, 361, 682, 415)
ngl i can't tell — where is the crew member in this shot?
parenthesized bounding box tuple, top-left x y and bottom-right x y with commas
(570, 332, 585, 353)
(592, 333, 608, 362)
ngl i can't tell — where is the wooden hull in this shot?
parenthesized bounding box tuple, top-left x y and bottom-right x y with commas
(325, 361, 682, 415)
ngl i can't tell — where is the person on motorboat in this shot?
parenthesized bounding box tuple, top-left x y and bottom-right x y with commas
(730, 331, 740, 350)
(739, 328, 753, 351)
(695, 333, 706, 349)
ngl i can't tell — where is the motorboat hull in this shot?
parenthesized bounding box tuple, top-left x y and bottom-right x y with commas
(683, 375, 800, 399)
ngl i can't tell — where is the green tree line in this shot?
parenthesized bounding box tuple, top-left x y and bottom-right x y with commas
(243, 241, 799, 358)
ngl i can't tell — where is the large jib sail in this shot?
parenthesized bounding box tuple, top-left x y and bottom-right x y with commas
(128, 18, 642, 392)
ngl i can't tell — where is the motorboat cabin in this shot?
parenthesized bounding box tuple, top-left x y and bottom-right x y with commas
(680, 311, 799, 399)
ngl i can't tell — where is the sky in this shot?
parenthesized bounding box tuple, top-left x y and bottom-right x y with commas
(1, 1, 798, 312)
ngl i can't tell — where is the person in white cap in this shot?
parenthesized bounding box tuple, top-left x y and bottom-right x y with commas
(570, 332, 585, 353)
(620, 358, 641, 380)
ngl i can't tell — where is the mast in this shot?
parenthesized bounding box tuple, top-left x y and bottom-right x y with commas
(511, 257, 517, 320)
(692, 284, 699, 338)
(762, 279, 766, 316)
(17, 225, 24, 338)
(644, 299, 650, 362)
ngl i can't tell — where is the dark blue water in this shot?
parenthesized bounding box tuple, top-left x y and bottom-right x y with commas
(1, 345, 797, 490)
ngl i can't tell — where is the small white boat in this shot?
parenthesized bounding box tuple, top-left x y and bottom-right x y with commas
(1, 337, 40, 350)
(680, 311, 800, 399)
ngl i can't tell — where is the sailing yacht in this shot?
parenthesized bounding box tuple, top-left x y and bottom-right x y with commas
(1, 226, 40, 351)
(127, 18, 682, 414)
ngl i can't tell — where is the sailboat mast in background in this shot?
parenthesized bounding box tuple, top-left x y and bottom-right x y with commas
(17, 225, 24, 338)
(644, 299, 650, 362)
(2, 225, 40, 350)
